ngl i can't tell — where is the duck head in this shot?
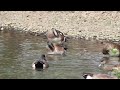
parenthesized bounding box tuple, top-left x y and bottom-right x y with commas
(46, 28, 66, 44)
(82, 73, 93, 79)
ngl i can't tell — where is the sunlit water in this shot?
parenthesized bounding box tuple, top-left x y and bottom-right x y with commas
(0, 30, 113, 79)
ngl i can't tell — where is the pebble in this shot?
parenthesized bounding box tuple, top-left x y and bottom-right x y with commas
(0, 11, 120, 41)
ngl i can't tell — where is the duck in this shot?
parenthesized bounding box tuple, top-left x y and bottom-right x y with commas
(98, 57, 120, 71)
(101, 41, 120, 57)
(32, 54, 49, 70)
(82, 73, 118, 79)
(98, 57, 113, 71)
(46, 41, 67, 55)
(46, 28, 66, 44)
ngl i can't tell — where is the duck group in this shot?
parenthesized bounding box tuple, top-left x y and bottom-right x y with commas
(32, 28, 67, 70)
(32, 28, 120, 79)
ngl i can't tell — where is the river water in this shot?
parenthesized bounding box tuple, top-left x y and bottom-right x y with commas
(0, 30, 109, 79)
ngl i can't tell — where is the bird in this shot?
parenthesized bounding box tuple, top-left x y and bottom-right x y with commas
(46, 28, 67, 44)
(98, 57, 120, 71)
(98, 57, 114, 71)
(82, 73, 118, 79)
(46, 41, 67, 55)
(101, 41, 120, 57)
(32, 54, 49, 70)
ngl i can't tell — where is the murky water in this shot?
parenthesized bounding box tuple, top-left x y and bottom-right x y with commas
(0, 30, 112, 79)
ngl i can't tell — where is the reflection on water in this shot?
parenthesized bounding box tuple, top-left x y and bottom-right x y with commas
(0, 30, 116, 79)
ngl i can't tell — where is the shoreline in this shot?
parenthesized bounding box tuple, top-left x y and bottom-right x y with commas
(0, 11, 120, 41)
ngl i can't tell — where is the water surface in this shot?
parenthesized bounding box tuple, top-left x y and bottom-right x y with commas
(0, 30, 110, 79)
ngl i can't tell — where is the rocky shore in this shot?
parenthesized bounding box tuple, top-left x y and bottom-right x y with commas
(0, 11, 120, 41)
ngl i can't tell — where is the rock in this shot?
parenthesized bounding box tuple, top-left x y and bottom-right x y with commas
(0, 11, 120, 41)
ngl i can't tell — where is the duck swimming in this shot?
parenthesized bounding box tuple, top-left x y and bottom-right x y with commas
(82, 72, 118, 79)
(98, 57, 120, 71)
(32, 54, 49, 70)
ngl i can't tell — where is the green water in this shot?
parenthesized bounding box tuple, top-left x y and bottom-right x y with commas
(0, 30, 108, 79)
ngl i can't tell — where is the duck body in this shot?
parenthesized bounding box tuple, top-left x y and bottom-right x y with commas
(46, 41, 67, 55)
(98, 57, 120, 71)
(83, 73, 118, 79)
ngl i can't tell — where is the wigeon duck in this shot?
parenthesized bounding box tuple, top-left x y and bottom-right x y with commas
(32, 54, 49, 70)
(82, 72, 118, 79)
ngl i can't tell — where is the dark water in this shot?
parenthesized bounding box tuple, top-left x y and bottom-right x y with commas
(0, 30, 110, 79)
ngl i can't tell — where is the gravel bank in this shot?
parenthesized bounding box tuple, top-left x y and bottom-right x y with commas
(0, 11, 120, 41)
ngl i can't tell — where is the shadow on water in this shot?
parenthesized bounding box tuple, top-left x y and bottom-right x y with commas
(0, 29, 112, 79)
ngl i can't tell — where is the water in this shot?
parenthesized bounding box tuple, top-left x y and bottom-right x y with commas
(0, 30, 109, 79)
